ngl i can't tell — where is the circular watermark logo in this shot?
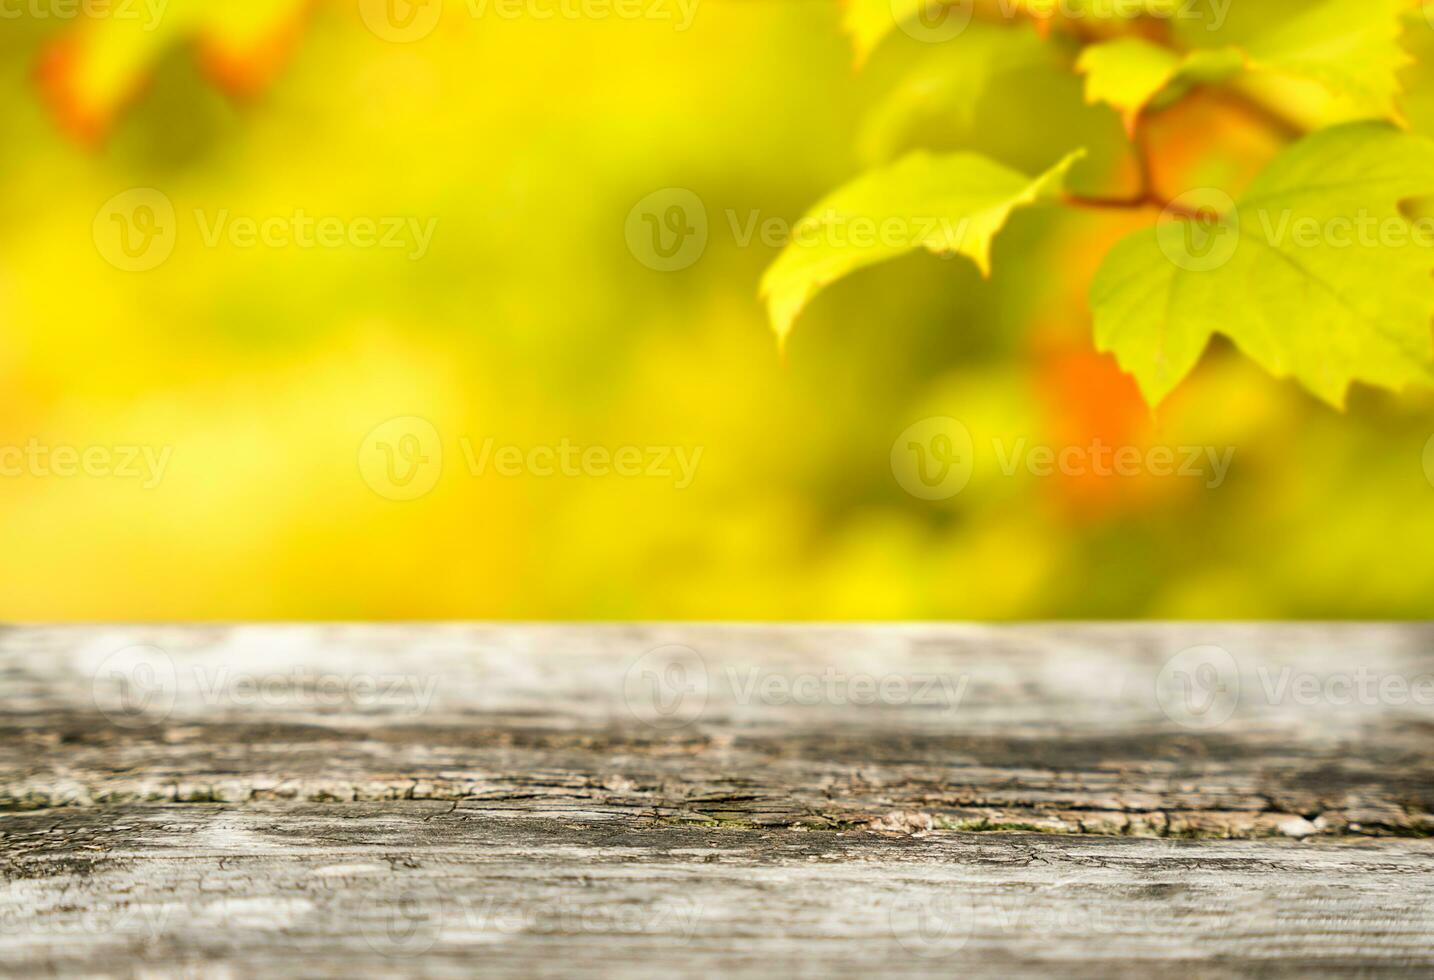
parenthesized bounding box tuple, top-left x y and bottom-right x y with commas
(886, 889, 976, 958)
(92, 644, 178, 728)
(94, 188, 177, 272)
(359, 0, 444, 41)
(622, 644, 708, 730)
(1155, 645, 1240, 731)
(358, 416, 444, 501)
(360, 884, 444, 957)
(891, 417, 974, 500)
(624, 187, 708, 272)
(1156, 188, 1239, 273)
(893, 0, 974, 44)
(1423, 434, 1434, 489)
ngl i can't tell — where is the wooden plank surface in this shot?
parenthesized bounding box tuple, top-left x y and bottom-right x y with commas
(3, 624, 1433, 976)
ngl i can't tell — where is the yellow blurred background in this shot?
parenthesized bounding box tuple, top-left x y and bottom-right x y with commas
(2, 1, 1434, 620)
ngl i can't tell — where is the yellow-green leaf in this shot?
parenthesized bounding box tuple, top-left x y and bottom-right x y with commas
(1077, 39, 1244, 135)
(1182, 0, 1410, 123)
(763, 149, 1084, 346)
(1091, 122, 1434, 408)
(1247, 0, 1409, 121)
(859, 22, 1062, 160)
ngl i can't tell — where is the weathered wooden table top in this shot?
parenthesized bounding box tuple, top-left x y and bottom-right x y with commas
(3, 624, 1433, 977)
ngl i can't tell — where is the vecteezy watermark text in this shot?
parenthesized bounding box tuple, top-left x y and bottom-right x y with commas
(91, 645, 439, 727)
(460, 437, 702, 488)
(1255, 666, 1434, 708)
(724, 209, 968, 252)
(1155, 644, 1434, 731)
(190, 666, 440, 714)
(94, 188, 438, 271)
(621, 644, 969, 730)
(1156, 189, 1434, 272)
(890, 417, 1234, 501)
(0, 440, 171, 489)
(0, 0, 166, 28)
(357, 417, 704, 500)
(624, 188, 973, 273)
(725, 666, 968, 709)
(192, 210, 437, 259)
(992, 438, 1233, 488)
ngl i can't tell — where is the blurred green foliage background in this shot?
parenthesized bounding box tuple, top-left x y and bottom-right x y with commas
(2, 1, 1433, 620)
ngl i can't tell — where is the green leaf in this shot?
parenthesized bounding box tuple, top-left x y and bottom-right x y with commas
(1182, 0, 1410, 122)
(1091, 122, 1434, 408)
(858, 22, 1062, 160)
(1077, 39, 1244, 135)
(763, 149, 1084, 346)
(1245, 0, 1409, 121)
(1079, 0, 1408, 132)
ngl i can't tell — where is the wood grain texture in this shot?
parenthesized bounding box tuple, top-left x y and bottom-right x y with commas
(3, 624, 1434, 976)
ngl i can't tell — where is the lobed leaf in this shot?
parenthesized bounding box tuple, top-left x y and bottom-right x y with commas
(1091, 123, 1434, 408)
(858, 23, 1063, 160)
(1183, 0, 1411, 123)
(1077, 39, 1244, 135)
(763, 149, 1084, 346)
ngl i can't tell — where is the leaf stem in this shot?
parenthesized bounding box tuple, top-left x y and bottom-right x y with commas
(1060, 117, 1209, 218)
(1060, 193, 1154, 211)
(876, 0, 1312, 145)
(1060, 191, 1204, 219)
